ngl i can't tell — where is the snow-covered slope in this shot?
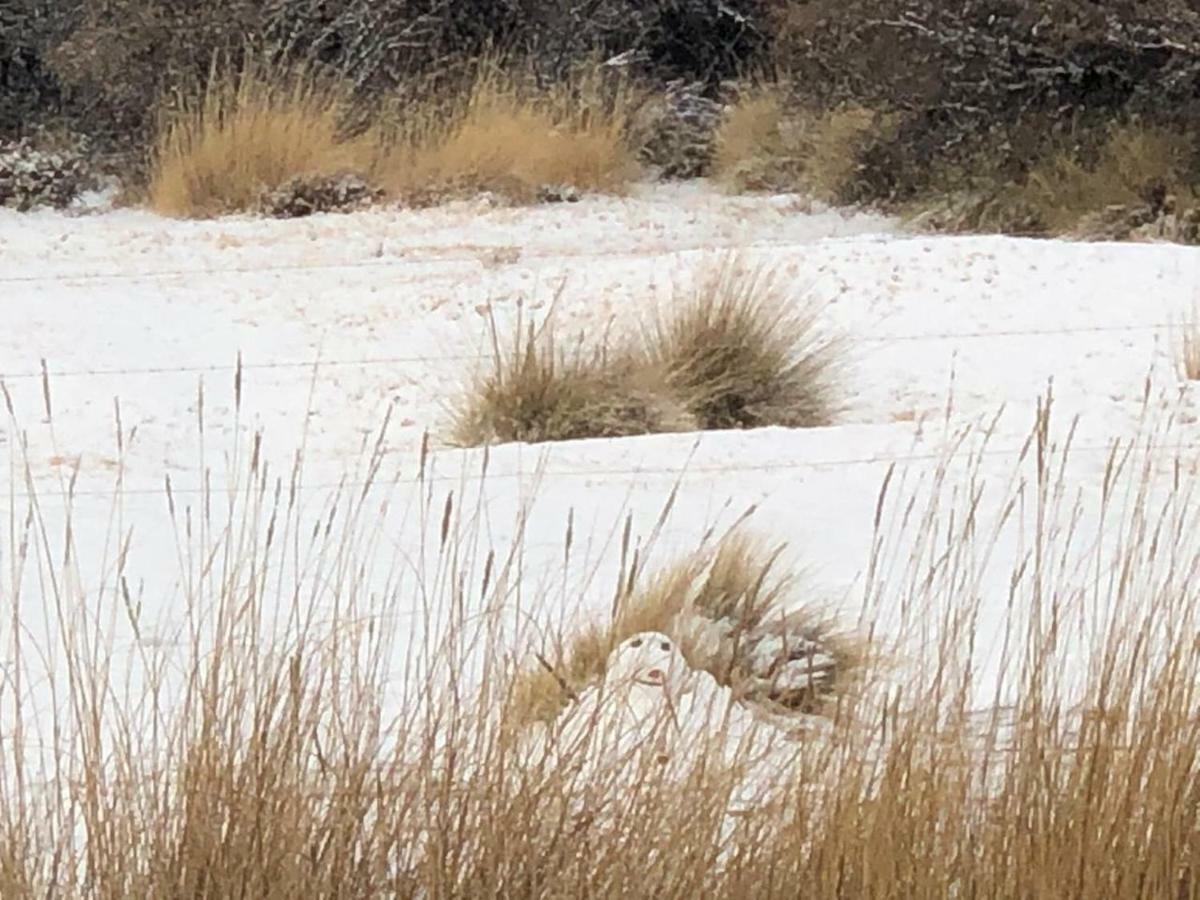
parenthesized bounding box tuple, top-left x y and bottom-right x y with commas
(3, 181, 1200, 755)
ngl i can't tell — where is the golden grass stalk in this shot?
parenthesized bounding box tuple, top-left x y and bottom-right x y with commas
(6, 383, 1200, 896)
(1177, 301, 1200, 381)
(1024, 124, 1195, 235)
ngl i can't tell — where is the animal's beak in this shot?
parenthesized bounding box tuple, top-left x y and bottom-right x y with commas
(636, 668, 665, 686)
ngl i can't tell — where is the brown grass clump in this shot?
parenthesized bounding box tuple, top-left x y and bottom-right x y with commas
(1024, 124, 1196, 235)
(909, 122, 1200, 239)
(647, 255, 841, 430)
(504, 530, 858, 730)
(147, 60, 640, 218)
(147, 62, 378, 217)
(713, 83, 883, 201)
(450, 302, 695, 447)
(378, 66, 640, 205)
(452, 258, 842, 447)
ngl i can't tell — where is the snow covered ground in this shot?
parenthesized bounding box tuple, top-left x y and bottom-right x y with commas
(4, 181, 1200, 753)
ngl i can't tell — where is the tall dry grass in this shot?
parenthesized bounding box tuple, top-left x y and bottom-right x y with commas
(1025, 123, 1196, 234)
(449, 296, 695, 447)
(376, 65, 641, 205)
(909, 122, 1200, 239)
(148, 62, 379, 217)
(147, 60, 641, 218)
(4, 380, 1200, 896)
(646, 255, 841, 430)
(1176, 302, 1200, 381)
(713, 83, 883, 201)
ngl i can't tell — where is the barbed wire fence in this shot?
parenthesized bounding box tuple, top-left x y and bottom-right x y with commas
(1, 233, 1197, 503)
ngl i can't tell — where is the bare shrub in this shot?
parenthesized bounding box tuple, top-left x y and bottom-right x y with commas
(646, 255, 841, 430)
(0, 135, 94, 210)
(768, 0, 1200, 207)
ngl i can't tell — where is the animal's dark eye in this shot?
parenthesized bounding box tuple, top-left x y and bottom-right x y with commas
(630, 638, 642, 648)
(660, 640, 671, 651)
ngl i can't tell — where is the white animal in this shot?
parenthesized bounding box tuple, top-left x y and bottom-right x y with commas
(673, 607, 841, 713)
(549, 632, 692, 761)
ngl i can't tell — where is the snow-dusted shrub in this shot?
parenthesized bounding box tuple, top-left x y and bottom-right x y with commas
(646, 255, 841, 430)
(771, 0, 1200, 205)
(630, 79, 723, 179)
(256, 173, 384, 218)
(0, 137, 93, 211)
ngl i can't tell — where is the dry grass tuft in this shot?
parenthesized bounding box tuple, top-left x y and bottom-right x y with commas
(647, 255, 841, 430)
(148, 61, 640, 218)
(378, 66, 640, 205)
(713, 83, 883, 201)
(1024, 124, 1195, 235)
(452, 257, 842, 447)
(504, 530, 858, 730)
(148, 62, 378, 217)
(450, 301, 695, 447)
(910, 123, 1199, 238)
(1176, 302, 1200, 381)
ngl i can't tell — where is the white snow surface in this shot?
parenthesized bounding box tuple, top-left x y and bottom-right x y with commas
(4, 181, 1200, 788)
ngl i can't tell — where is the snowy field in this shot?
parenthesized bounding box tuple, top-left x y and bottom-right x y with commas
(4, 181, 1200, 749)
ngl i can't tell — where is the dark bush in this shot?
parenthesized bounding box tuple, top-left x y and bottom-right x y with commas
(2, 0, 770, 158)
(770, 0, 1200, 203)
(256, 173, 384, 218)
(0, 136, 94, 210)
(630, 79, 724, 179)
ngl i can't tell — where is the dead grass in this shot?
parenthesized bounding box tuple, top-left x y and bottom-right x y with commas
(451, 257, 841, 446)
(1176, 302, 1200, 381)
(909, 122, 1200, 238)
(147, 61, 379, 217)
(377, 66, 641, 205)
(647, 255, 841, 430)
(504, 529, 863, 731)
(147, 60, 640, 218)
(1023, 124, 1196, 234)
(713, 83, 883, 201)
(7, 378, 1200, 897)
(450, 300, 695, 447)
